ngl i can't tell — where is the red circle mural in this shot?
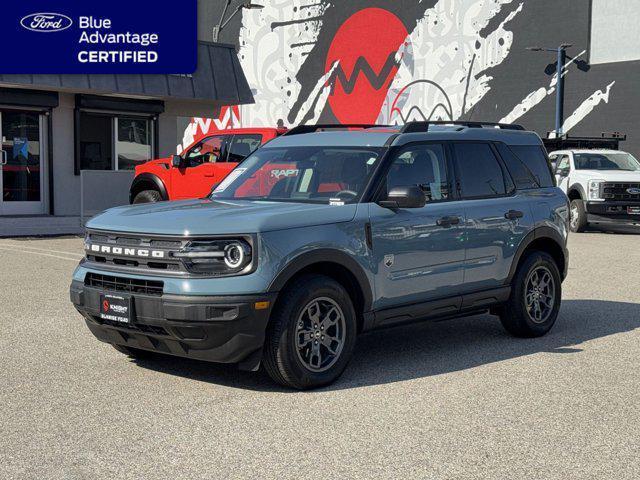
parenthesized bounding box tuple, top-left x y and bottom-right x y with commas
(325, 8, 408, 124)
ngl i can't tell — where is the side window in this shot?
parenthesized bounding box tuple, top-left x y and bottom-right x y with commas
(454, 143, 506, 198)
(556, 155, 570, 172)
(509, 145, 554, 188)
(495, 142, 539, 190)
(227, 134, 263, 163)
(385, 143, 450, 201)
(185, 135, 226, 167)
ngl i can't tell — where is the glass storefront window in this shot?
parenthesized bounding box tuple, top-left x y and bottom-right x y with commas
(1, 111, 41, 202)
(116, 117, 152, 170)
(78, 112, 153, 171)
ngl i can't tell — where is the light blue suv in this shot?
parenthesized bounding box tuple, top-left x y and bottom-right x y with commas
(70, 121, 569, 389)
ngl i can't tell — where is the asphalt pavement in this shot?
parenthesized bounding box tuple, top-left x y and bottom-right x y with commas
(1, 232, 638, 479)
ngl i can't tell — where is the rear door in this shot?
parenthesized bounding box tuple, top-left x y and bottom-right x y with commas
(170, 134, 229, 199)
(452, 142, 534, 292)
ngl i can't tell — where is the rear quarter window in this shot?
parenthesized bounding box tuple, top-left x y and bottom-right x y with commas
(508, 145, 555, 188)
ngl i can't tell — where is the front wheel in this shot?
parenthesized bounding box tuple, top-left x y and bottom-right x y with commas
(262, 274, 358, 389)
(569, 199, 588, 232)
(499, 251, 562, 338)
(132, 189, 162, 204)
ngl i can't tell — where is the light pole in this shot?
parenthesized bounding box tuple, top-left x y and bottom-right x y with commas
(527, 43, 573, 137)
(212, 1, 264, 43)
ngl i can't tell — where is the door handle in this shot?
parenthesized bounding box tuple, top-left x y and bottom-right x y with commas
(436, 216, 460, 227)
(504, 209, 524, 220)
(0, 150, 7, 165)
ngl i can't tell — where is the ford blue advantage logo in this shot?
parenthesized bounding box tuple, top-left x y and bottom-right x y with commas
(20, 13, 73, 33)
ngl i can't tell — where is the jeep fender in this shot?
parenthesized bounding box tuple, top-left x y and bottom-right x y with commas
(506, 226, 568, 283)
(267, 248, 374, 314)
(129, 173, 169, 203)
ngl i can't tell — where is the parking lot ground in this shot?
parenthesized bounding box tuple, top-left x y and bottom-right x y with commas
(1, 232, 639, 479)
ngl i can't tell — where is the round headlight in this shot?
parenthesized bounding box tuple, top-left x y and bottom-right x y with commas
(224, 242, 245, 268)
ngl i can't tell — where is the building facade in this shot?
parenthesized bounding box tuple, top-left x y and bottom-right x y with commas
(0, 40, 252, 234)
(195, 0, 640, 156)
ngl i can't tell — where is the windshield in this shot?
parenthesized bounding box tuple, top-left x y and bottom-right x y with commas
(210, 146, 384, 204)
(574, 152, 640, 171)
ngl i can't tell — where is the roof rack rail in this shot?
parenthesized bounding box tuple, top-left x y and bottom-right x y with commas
(283, 124, 391, 136)
(399, 120, 525, 133)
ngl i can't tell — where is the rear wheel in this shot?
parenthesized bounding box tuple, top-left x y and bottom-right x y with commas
(569, 199, 588, 232)
(499, 251, 562, 337)
(262, 274, 357, 389)
(132, 189, 162, 204)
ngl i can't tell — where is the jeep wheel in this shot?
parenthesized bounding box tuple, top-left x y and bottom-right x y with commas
(569, 199, 588, 232)
(499, 251, 561, 338)
(132, 189, 162, 204)
(111, 344, 156, 359)
(263, 274, 357, 389)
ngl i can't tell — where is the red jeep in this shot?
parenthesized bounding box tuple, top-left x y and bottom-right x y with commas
(129, 127, 286, 203)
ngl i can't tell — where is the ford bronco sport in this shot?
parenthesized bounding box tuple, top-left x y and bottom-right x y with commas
(71, 121, 569, 389)
(130, 127, 287, 203)
(548, 148, 640, 232)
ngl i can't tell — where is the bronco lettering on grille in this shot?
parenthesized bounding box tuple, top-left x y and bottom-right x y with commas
(88, 244, 165, 258)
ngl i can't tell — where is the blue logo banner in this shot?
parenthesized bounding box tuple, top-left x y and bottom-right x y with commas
(1, 0, 196, 73)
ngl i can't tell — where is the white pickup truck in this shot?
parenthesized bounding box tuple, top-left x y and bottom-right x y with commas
(548, 149, 640, 232)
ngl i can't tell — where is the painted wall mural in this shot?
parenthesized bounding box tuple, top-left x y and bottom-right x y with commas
(181, 0, 640, 154)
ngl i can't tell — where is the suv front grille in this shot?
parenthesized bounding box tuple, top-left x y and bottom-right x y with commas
(602, 182, 640, 201)
(85, 231, 188, 274)
(85, 272, 164, 296)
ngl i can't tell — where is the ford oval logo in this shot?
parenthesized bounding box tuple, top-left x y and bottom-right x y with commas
(20, 13, 73, 33)
(627, 187, 640, 195)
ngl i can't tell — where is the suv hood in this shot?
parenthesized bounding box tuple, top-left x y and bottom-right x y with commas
(86, 199, 358, 235)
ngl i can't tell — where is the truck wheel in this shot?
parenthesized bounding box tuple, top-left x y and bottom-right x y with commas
(262, 274, 357, 389)
(111, 344, 155, 359)
(569, 199, 588, 232)
(132, 189, 162, 204)
(499, 251, 562, 338)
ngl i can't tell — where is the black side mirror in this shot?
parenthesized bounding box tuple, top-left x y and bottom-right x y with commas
(378, 185, 426, 209)
(556, 167, 569, 177)
(171, 154, 183, 168)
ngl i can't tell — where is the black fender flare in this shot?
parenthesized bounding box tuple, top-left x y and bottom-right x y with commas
(506, 226, 568, 284)
(129, 173, 169, 203)
(567, 182, 586, 201)
(267, 248, 374, 313)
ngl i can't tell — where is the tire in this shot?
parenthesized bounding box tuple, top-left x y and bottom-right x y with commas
(262, 274, 358, 390)
(132, 189, 162, 204)
(499, 251, 562, 338)
(111, 344, 156, 359)
(569, 199, 588, 233)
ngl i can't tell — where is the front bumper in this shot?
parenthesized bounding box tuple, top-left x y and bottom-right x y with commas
(586, 201, 640, 227)
(70, 279, 276, 368)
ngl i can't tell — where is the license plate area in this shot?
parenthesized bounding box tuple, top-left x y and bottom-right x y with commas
(628, 206, 640, 215)
(99, 293, 132, 323)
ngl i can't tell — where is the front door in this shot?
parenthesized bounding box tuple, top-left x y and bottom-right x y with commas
(369, 142, 466, 310)
(171, 134, 232, 199)
(0, 110, 46, 215)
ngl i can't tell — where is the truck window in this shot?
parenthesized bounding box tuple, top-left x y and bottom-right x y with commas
(227, 134, 263, 163)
